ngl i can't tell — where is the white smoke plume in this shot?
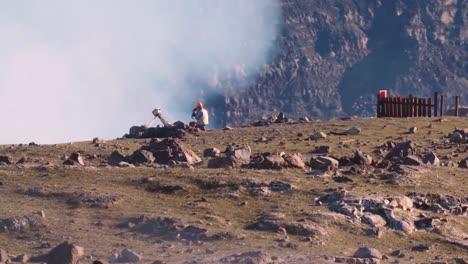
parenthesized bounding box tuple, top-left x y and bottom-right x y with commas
(0, 0, 281, 144)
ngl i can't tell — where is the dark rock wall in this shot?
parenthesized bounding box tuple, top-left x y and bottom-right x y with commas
(204, 0, 467, 126)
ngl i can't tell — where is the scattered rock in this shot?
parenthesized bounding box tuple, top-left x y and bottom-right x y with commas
(409, 127, 417, 134)
(313, 146, 333, 155)
(208, 157, 240, 169)
(459, 158, 468, 169)
(0, 249, 10, 264)
(63, 152, 85, 166)
(352, 150, 373, 165)
(411, 244, 431, 252)
(361, 213, 387, 228)
(70, 192, 123, 208)
(203, 148, 221, 158)
(309, 156, 339, 170)
(142, 138, 202, 165)
(110, 248, 142, 263)
(0, 156, 12, 165)
(92, 137, 106, 144)
(346, 126, 362, 135)
(219, 251, 271, 264)
(403, 155, 423, 166)
(284, 154, 306, 169)
(353, 247, 382, 260)
(44, 241, 84, 264)
(107, 151, 128, 166)
(130, 150, 155, 165)
(385, 141, 416, 160)
(450, 132, 464, 143)
(0, 211, 45, 232)
(225, 145, 251, 163)
(311, 132, 327, 140)
(424, 152, 440, 166)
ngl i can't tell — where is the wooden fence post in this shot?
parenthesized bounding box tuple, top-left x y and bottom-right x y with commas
(455, 96, 460, 117)
(422, 98, 427, 117)
(418, 98, 423, 117)
(428, 98, 432, 117)
(434, 92, 438, 117)
(440, 95, 444, 116)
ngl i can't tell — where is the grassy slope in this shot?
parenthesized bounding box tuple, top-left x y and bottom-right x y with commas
(0, 117, 467, 263)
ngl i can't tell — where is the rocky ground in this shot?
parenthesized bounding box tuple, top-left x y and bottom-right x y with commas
(0, 116, 467, 264)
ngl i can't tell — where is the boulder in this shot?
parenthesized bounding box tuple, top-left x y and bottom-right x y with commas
(0, 249, 10, 264)
(311, 145, 332, 154)
(129, 126, 147, 138)
(403, 155, 423, 166)
(310, 132, 327, 140)
(107, 151, 128, 166)
(409, 126, 417, 134)
(384, 209, 415, 234)
(0, 156, 12, 165)
(208, 157, 240, 169)
(92, 137, 106, 144)
(119, 248, 142, 263)
(203, 148, 221, 158)
(130, 150, 155, 165)
(144, 138, 202, 165)
(424, 152, 440, 166)
(353, 150, 373, 165)
(63, 152, 84, 166)
(385, 141, 416, 160)
(346, 126, 362, 135)
(45, 242, 84, 264)
(226, 145, 251, 163)
(459, 158, 468, 169)
(309, 156, 339, 170)
(0, 211, 45, 232)
(361, 213, 387, 228)
(285, 154, 306, 169)
(353, 247, 382, 260)
(450, 132, 464, 143)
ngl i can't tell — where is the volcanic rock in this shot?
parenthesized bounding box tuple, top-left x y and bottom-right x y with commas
(225, 145, 251, 163)
(459, 158, 468, 169)
(424, 152, 440, 166)
(310, 156, 339, 170)
(0, 211, 45, 232)
(352, 150, 373, 165)
(203, 147, 221, 158)
(63, 152, 85, 166)
(385, 141, 416, 160)
(142, 138, 202, 165)
(403, 155, 423, 166)
(0, 156, 12, 165)
(208, 157, 240, 169)
(44, 242, 84, 264)
(311, 132, 327, 140)
(107, 151, 128, 166)
(353, 247, 382, 260)
(130, 150, 155, 165)
(285, 154, 306, 169)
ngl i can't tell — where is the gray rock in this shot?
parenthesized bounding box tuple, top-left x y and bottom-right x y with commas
(226, 145, 251, 163)
(285, 154, 306, 169)
(0, 211, 45, 232)
(353, 150, 373, 165)
(107, 151, 127, 166)
(424, 152, 440, 166)
(311, 132, 327, 140)
(459, 158, 468, 169)
(353, 247, 382, 260)
(120, 248, 142, 263)
(92, 137, 106, 144)
(0, 249, 10, 264)
(63, 152, 85, 166)
(45, 242, 84, 264)
(450, 132, 464, 143)
(130, 150, 155, 165)
(310, 156, 339, 170)
(208, 157, 240, 169)
(403, 155, 423, 166)
(409, 127, 417, 134)
(361, 213, 387, 228)
(0, 156, 12, 165)
(346, 126, 362, 135)
(203, 147, 221, 158)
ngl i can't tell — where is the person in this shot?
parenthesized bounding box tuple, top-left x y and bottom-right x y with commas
(192, 102, 209, 130)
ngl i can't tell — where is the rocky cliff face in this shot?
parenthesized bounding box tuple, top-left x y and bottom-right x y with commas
(204, 0, 467, 126)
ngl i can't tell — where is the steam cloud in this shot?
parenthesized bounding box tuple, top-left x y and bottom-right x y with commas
(0, 1, 281, 144)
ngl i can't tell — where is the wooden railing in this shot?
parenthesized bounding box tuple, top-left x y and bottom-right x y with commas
(377, 92, 460, 118)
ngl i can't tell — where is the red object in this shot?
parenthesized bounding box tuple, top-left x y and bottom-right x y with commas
(379, 90, 387, 98)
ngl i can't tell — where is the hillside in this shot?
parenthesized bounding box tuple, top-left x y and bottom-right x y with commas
(0, 116, 467, 263)
(205, 0, 467, 126)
